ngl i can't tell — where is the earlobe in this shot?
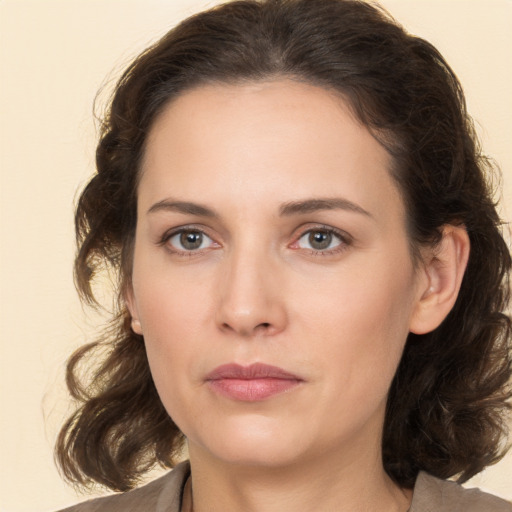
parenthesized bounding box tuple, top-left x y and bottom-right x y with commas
(131, 317, 143, 335)
(409, 225, 470, 335)
(125, 286, 143, 335)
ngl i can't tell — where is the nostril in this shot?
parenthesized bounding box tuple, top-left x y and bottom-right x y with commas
(255, 322, 273, 334)
(221, 321, 273, 336)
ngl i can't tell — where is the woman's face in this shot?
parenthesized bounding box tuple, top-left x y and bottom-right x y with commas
(128, 80, 428, 469)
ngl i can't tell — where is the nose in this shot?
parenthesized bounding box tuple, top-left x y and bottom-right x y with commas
(215, 246, 287, 338)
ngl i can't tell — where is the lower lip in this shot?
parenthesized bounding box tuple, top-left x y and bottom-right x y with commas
(208, 378, 301, 401)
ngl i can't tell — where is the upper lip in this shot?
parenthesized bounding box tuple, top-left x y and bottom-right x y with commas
(205, 363, 303, 381)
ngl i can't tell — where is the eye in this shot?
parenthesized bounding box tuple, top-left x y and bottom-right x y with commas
(165, 229, 217, 253)
(294, 227, 349, 254)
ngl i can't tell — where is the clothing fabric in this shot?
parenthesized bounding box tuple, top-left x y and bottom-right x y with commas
(58, 460, 512, 512)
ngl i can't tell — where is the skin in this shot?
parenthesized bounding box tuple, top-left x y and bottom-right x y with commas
(127, 79, 469, 512)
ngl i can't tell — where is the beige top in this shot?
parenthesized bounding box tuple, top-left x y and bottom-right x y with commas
(59, 461, 512, 512)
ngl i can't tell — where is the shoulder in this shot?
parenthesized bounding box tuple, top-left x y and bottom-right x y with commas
(411, 471, 512, 512)
(56, 461, 190, 512)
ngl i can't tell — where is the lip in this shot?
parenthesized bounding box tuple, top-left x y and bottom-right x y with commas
(205, 363, 303, 401)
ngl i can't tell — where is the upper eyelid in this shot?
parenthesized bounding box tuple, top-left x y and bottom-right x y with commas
(160, 223, 348, 236)
(160, 224, 214, 241)
(292, 224, 352, 242)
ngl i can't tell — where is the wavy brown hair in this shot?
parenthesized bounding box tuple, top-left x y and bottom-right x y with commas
(56, 0, 512, 492)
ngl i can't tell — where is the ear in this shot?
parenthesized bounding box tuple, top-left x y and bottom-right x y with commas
(124, 284, 143, 335)
(409, 225, 470, 335)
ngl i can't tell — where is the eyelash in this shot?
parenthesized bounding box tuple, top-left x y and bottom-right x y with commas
(159, 225, 217, 256)
(291, 225, 352, 256)
(158, 224, 352, 257)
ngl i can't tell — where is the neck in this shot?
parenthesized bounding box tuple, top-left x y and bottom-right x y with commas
(186, 438, 412, 512)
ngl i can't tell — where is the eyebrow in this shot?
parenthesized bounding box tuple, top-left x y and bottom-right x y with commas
(279, 198, 372, 218)
(147, 199, 217, 217)
(147, 197, 372, 218)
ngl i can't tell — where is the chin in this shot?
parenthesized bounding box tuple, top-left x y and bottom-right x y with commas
(208, 442, 305, 469)
(189, 415, 312, 468)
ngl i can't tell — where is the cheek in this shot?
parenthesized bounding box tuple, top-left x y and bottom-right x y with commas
(299, 254, 416, 393)
(136, 277, 206, 355)
(302, 252, 415, 331)
(136, 287, 204, 427)
(132, 248, 212, 333)
(130, 255, 206, 379)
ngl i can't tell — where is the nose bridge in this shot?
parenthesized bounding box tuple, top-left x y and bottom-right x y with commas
(216, 236, 286, 336)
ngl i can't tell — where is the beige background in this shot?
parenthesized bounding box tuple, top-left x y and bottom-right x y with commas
(0, 0, 511, 510)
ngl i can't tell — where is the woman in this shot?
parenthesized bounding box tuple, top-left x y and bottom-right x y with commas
(56, 0, 512, 510)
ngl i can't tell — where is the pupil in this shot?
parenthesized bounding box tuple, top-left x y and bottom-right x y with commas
(181, 231, 202, 250)
(309, 231, 331, 250)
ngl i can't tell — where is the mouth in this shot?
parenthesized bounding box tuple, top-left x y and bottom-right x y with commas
(205, 363, 304, 402)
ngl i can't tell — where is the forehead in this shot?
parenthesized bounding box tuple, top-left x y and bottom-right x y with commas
(139, 79, 404, 224)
